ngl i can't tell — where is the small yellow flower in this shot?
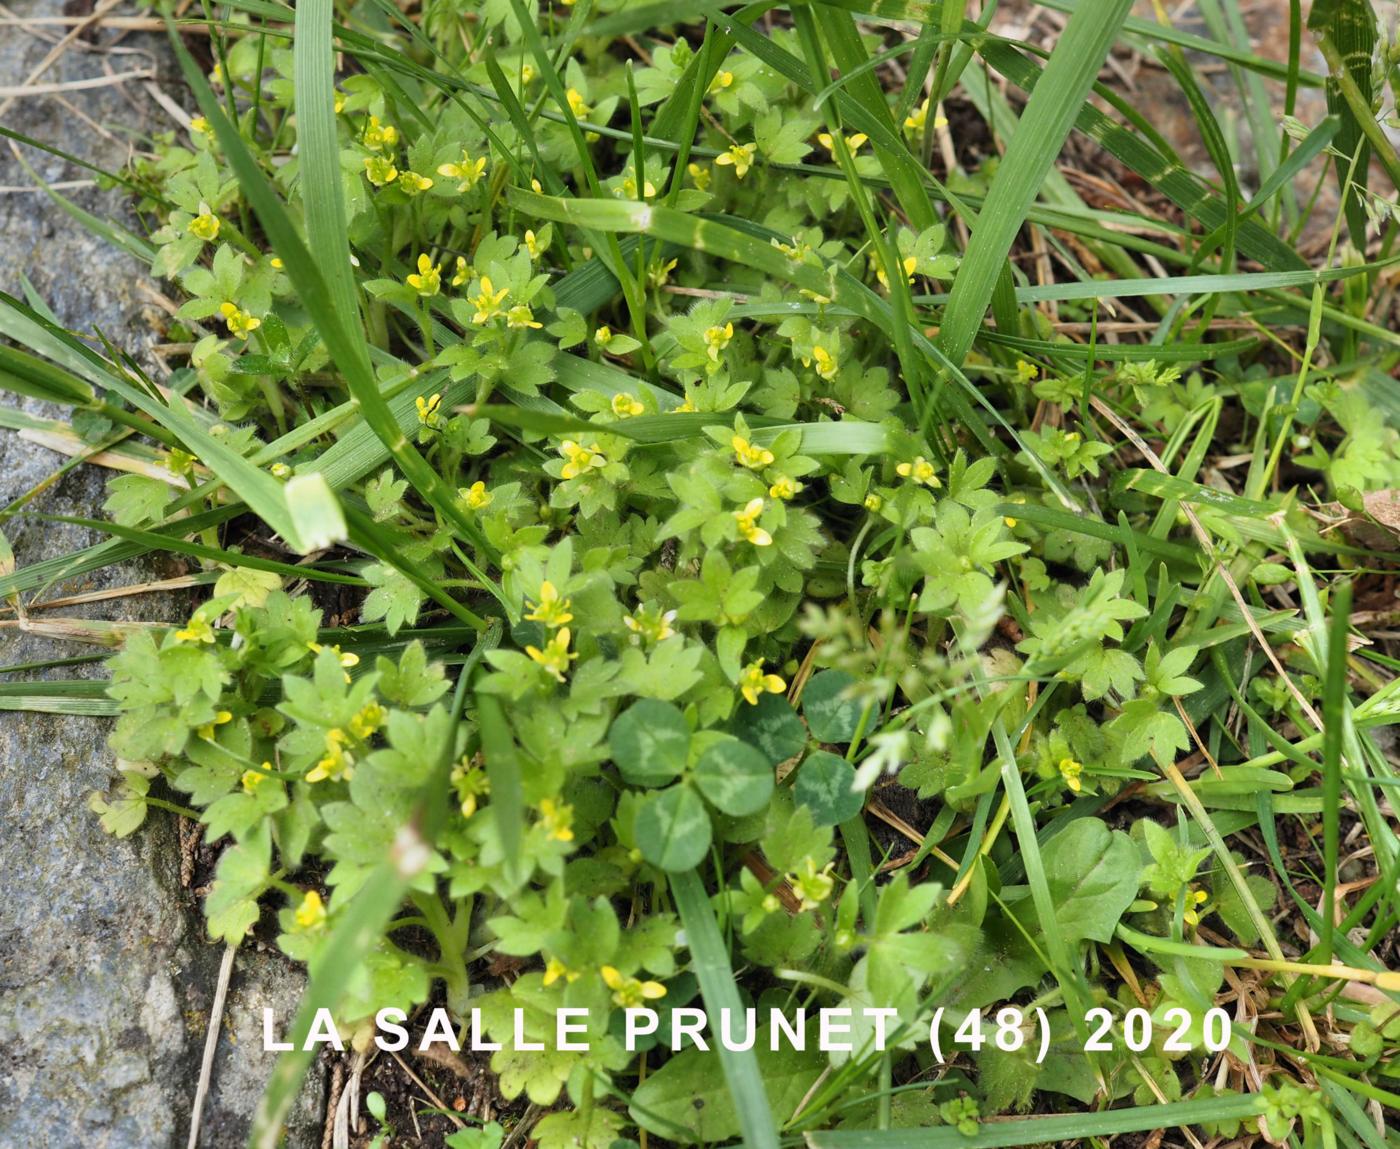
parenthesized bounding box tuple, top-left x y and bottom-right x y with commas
(525, 580, 573, 628)
(437, 150, 488, 193)
(1184, 886, 1210, 927)
(674, 391, 696, 413)
(294, 889, 327, 930)
(397, 169, 434, 195)
(526, 627, 577, 682)
(648, 256, 679, 288)
(559, 440, 606, 480)
(619, 173, 657, 200)
(520, 63, 537, 84)
(539, 797, 575, 841)
(333, 91, 346, 114)
(733, 497, 772, 547)
(406, 254, 442, 297)
(863, 493, 883, 512)
(771, 236, 811, 262)
(708, 69, 734, 93)
(451, 256, 471, 287)
(270, 257, 284, 270)
(811, 345, 839, 381)
(739, 659, 786, 705)
(704, 322, 734, 362)
(470, 276, 510, 325)
(565, 88, 591, 118)
(524, 229, 544, 260)
(732, 434, 774, 470)
(817, 131, 868, 155)
(769, 475, 801, 500)
(1015, 359, 1039, 384)
(460, 480, 492, 510)
(506, 304, 542, 329)
(903, 99, 949, 134)
(876, 254, 919, 290)
(218, 302, 261, 339)
(543, 958, 581, 986)
(1058, 757, 1083, 794)
(714, 142, 757, 179)
(307, 728, 352, 783)
(364, 155, 398, 186)
(451, 761, 490, 817)
(895, 455, 941, 487)
(307, 642, 360, 672)
(622, 604, 677, 645)
(687, 161, 711, 191)
(240, 765, 269, 794)
(790, 858, 837, 910)
(363, 115, 398, 151)
(349, 701, 386, 740)
(188, 203, 220, 241)
(189, 115, 214, 140)
(595, 325, 614, 348)
(175, 616, 216, 644)
(601, 965, 667, 1007)
(611, 393, 644, 418)
(416, 392, 443, 428)
(197, 710, 233, 741)
(270, 462, 292, 481)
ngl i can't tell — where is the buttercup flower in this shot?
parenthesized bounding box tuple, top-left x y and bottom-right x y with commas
(734, 498, 772, 547)
(732, 434, 774, 470)
(895, 456, 940, 487)
(219, 302, 261, 339)
(811, 345, 839, 381)
(397, 169, 434, 195)
(1058, 757, 1084, 793)
(863, 493, 883, 512)
(704, 322, 734, 362)
(175, 616, 216, 644)
(437, 149, 487, 192)
(538, 797, 575, 841)
(364, 155, 398, 186)
(294, 889, 327, 930)
(559, 440, 606, 480)
(623, 603, 677, 645)
(524, 229, 544, 260)
(600, 966, 666, 1007)
(470, 277, 509, 325)
(459, 480, 492, 510)
(525, 580, 573, 628)
(817, 131, 868, 155)
(197, 710, 233, 741)
(526, 628, 577, 682)
(506, 304, 542, 329)
(451, 761, 490, 817)
(739, 659, 786, 705)
(708, 69, 734, 93)
(687, 162, 711, 191)
(415, 392, 443, 428)
(611, 392, 644, 418)
(349, 701, 386, 740)
(406, 254, 441, 297)
(307, 728, 352, 783)
(769, 475, 801, 501)
(1016, 359, 1040, 383)
(363, 116, 398, 151)
(240, 766, 270, 794)
(875, 254, 919, 290)
(543, 958, 580, 986)
(188, 203, 220, 241)
(565, 88, 591, 118)
(715, 142, 756, 179)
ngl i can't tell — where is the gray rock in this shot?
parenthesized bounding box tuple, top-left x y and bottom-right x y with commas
(0, 3, 321, 1146)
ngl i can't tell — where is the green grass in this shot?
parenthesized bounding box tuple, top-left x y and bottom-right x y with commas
(2, 0, 1399, 1147)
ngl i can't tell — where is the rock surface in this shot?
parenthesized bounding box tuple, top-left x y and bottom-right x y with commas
(0, 3, 322, 1145)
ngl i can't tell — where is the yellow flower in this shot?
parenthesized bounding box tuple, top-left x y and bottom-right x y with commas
(732, 434, 774, 470)
(619, 173, 657, 200)
(437, 150, 488, 193)
(460, 480, 492, 510)
(416, 392, 443, 428)
(611, 393, 644, 418)
(397, 169, 434, 195)
(600, 965, 666, 1007)
(270, 462, 292, 481)
(294, 889, 327, 930)
(903, 99, 948, 134)
(1184, 886, 1210, 927)
(739, 660, 786, 705)
(333, 91, 346, 115)
(1058, 757, 1083, 794)
(876, 254, 919, 290)
(769, 475, 801, 500)
(506, 304, 542, 330)
(596, 326, 617, 349)
(451, 761, 490, 817)
(817, 131, 868, 155)
(188, 203, 220, 241)
(520, 63, 537, 84)
(704, 322, 734, 362)
(1015, 359, 1039, 383)
(622, 604, 677, 645)
(771, 236, 811, 262)
(451, 256, 471, 287)
(539, 797, 575, 841)
(648, 256, 679, 288)
(524, 229, 544, 260)
(714, 142, 757, 179)
(895, 455, 940, 487)
(307, 728, 352, 783)
(364, 155, 398, 186)
(363, 115, 398, 151)
(734, 498, 772, 547)
(565, 88, 591, 118)
(526, 627, 577, 682)
(307, 641, 360, 670)
(470, 276, 510, 325)
(189, 115, 213, 140)
(240, 766, 269, 794)
(525, 580, 573, 628)
(790, 858, 837, 910)
(174, 616, 216, 644)
(811, 345, 838, 381)
(863, 493, 883, 512)
(674, 391, 696, 413)
(197, 710, 233, 741)
(406, 254, 442, 297)
(349, 701, 386, 740)
(687, 161, 711, 191)
(543, 958, 581, 986)
(708, 69, 734, 93)
(219, 302, 261, 339)
(559, 440, 606, 480)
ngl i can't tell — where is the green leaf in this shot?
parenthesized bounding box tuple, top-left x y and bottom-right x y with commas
(204, 823, 271, 942)
(693, 737, 774, 816)
(801, 669, 863, 743)
(731, 692, 808, 765)
(609, 698, 691, 785)
(635, 785, 711, 871)
(793, 750, 863, 826)
(1040, 817, 1141, 944)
